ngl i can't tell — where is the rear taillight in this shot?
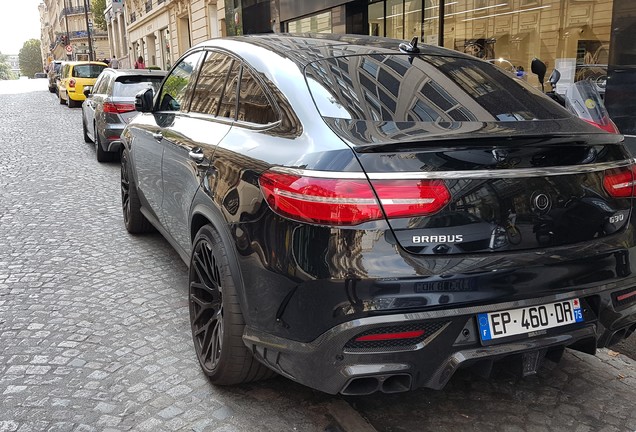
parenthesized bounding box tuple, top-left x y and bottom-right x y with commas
(258, 171, 450, 225)
(103, 102, 136, 114)
(603, 165, 636, 197)
(582, 117, 620, 134)
(69, 79, 76, 88)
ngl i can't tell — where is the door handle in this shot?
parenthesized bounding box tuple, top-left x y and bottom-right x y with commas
(188, 149, 205, 162)
(152, 132, 163, 141)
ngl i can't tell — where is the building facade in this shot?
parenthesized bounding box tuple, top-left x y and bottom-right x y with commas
(117, 0, 225, 70)
(40, 0, 110, 65)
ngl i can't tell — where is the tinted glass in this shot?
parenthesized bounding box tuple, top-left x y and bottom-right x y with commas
(73, 65, 106, 78)
(305, 54, 568, 122)
(217, 61, 239, 120)
(113, 76, 164, 97)
(190, 51, 234, 116)
(237, 67, 277, 124)
(159, 51, 204, 112)
(93, 74, 109, 94)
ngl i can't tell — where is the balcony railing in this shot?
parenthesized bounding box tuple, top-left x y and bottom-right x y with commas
(59, 5, 90, 21)
(145, 0, 153, 13)
(130, 12, 136, 23)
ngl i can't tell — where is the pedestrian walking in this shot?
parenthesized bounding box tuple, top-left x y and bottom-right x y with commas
(109, 56, 119, 69)
(134, 56, 146, 69)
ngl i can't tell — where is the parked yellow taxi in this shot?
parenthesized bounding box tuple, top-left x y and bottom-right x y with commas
(58, 61, 107, 108)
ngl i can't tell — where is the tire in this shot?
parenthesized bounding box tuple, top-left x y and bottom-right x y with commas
(120, 148, 153, 233)
(82, 115, 92, 143)
(68, 97, 79, 108)
(189, 224, 274, 385)
(48, 86, 55, 93)
(59, 91, 66, 105)
(95, 125, 112, 162)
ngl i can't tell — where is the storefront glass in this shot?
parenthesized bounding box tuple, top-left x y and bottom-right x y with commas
(369, 1, 385, 36)
(443, 0, 613, 93)
(287, 11, 333, 33)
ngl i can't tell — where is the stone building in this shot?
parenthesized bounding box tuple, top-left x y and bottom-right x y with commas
(39, 0, 110, 65)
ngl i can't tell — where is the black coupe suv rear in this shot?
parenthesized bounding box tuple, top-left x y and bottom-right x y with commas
(119, 34, 636, 395)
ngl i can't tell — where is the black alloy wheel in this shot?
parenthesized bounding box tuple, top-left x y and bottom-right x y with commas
(120, 148, 153, 233)
(189, 225, 274, 385)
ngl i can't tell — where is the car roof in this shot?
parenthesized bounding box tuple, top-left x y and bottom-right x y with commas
(194, 33, 474, 68)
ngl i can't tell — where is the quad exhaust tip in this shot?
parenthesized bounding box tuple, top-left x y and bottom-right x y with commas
(341, 374, 412, 396)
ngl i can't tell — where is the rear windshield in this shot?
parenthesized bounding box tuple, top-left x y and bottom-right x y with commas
(305, 54, 567, 122)
(114, 76, 165, 97)
(73, 64, 106, 78)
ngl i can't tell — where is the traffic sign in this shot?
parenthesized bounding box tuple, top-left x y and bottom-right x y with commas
(65, 45, 73, 54)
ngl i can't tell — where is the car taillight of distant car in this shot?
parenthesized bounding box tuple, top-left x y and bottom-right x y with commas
(103, 102, 136, 114)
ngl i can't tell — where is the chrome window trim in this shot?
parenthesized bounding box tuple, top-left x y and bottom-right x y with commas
(273, 159, 634, 180)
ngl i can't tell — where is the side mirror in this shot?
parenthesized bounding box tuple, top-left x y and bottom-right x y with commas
(531, 58, 547, 91)
(83, 86, 93, 97)
(135, 88, 154, 112)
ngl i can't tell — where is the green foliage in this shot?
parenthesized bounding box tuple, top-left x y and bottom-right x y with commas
(0, 52, 15, 80)
(91, 0, 107, 31)
(18, 39, 42, 78)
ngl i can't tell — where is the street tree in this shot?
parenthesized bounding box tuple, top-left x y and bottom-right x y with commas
(91, 0, 107, 31)
(19, 39, 42, 78)
(0, 52, 15, 80)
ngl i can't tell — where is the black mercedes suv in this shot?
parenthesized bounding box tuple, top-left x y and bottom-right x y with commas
(119, 33, 636, 395)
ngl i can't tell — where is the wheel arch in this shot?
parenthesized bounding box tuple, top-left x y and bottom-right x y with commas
(190, 191, 252, 325)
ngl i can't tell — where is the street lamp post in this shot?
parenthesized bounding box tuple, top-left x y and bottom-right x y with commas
(63, 0, 71, 59)
(83, 0, 94, 61)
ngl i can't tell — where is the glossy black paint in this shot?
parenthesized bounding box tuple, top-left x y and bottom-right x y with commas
(121, 34, 636, 394)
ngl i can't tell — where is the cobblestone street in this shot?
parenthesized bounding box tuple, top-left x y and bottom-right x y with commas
(0, 79, 635, 432)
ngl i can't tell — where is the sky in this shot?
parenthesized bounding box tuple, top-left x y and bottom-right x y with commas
(0, 0, 43, 55)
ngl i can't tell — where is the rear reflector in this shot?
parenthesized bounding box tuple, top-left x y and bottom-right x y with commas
(103, 102, 136, 114)
(355, 330, 425, 342)
(603, 165, 636, 198)
(258, 171, 451, 225)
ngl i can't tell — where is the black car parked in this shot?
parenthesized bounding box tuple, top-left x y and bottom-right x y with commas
(82, 68, 167, 161)
(120, 34, 636, 395)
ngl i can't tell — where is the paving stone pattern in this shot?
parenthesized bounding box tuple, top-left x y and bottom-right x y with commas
(0, 80, 635, 432)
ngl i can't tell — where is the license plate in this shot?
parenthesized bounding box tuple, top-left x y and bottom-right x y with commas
(478, 299, 584, 341)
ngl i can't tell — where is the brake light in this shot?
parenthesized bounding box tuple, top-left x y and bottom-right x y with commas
(69, 79, 76, 88)
(582, 117, 620, 134)
(370, 179, 451, 218)
(103, 102, 136, 114)
(603, 165, 636, 197)
(258, 171, 451, 225)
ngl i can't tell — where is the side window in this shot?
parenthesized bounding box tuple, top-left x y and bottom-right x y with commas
(217, 61, 240, 120)
(190, 51, 234, 116)
(237, 67, 278, 124)
(158, 51, 204, 112)
(93, 74, 109, 94)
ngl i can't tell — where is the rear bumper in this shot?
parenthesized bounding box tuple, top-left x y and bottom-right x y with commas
(243, 284, 636, 395)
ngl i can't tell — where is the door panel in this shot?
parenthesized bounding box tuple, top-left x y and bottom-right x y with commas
(161, 116, 232, 253)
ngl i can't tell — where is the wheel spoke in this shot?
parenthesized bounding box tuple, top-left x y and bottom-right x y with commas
(189, 236, 225, 372)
